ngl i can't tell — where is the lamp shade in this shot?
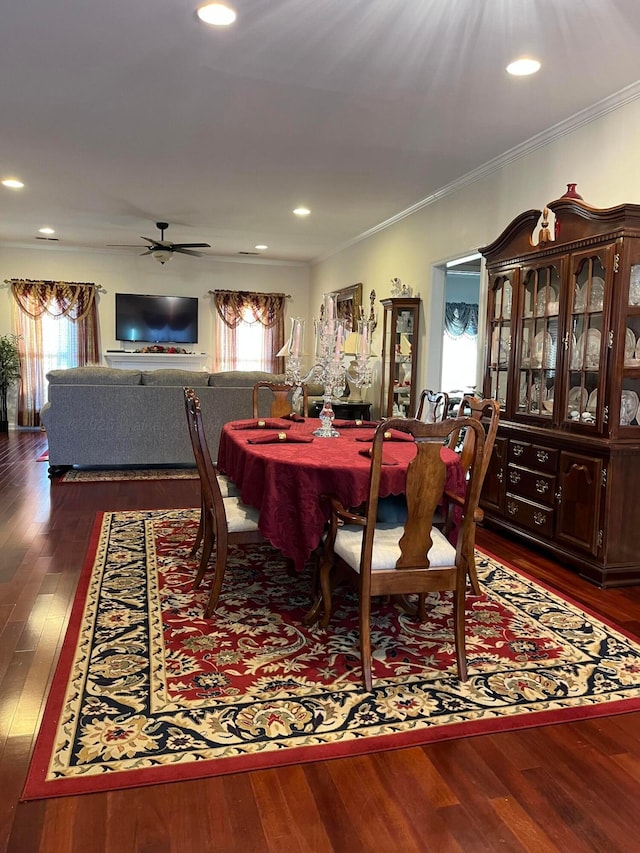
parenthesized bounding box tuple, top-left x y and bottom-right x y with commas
(343, 332, 359, 354)
(153, 249, 173, 264)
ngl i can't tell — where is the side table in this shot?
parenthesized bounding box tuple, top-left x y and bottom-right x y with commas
(309, 400, 372, 420)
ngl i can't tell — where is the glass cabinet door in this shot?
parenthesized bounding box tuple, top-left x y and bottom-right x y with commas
(486, 273, 514, 413)
(620, 256, 640, 431)
(562, 250, 610, 429)
(379, 298, 420, 418)
(516, 263, 561, 420)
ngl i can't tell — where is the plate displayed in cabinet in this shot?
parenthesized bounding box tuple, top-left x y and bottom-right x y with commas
(587, 388, 598, 415)
(620, 390, 639, 426)
(580, 328, 601, 369)
(531, 331, 553, 368)
(630, 266, 640, 306)
(567, 386, 588, 414)
(569, 334, 582, 369)
(491, 327, 510, 366)
(625, 327, 636, 365)
(574, 331, 601, 369)
(575, 277, 605, 312)
(536, 285, 558, 316)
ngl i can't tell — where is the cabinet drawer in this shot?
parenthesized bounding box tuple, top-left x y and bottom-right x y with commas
(508, 440, 558, 473)
(504, 494, 555, 537)
(506, 465, 556, 507)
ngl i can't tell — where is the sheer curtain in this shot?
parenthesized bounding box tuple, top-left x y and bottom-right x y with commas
(10, 280, 101, 426)
(213, 290, 286, 373)
(442, 302, 479, 393)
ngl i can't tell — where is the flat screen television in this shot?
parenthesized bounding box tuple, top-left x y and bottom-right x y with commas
(115, 293, 199, 344)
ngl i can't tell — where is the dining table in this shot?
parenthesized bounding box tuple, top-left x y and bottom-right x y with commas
(216, 417, 466, 572)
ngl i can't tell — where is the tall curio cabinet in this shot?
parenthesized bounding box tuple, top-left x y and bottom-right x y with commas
(379, 297, 420, 419)
(480, 194, 640, 587)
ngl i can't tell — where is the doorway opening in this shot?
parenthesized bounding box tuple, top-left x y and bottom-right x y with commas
(441, 254, 481, 403)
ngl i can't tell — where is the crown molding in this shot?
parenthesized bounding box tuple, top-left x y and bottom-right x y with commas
(313, 79, 640, 265)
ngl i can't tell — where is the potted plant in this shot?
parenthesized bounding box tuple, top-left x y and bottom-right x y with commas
(0, 334, 21, 432)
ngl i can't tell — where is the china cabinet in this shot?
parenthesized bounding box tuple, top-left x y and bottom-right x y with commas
(379, 297, 420, 418)
(479, 194, 640, 587)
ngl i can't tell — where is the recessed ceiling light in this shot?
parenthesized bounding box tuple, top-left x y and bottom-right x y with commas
(2, 178, 24, 189)
(254, 244, 268, 251)
(506, 58, 541, 76)
(293, 207, 311, 217)
(196, 3, 236, 26)
(38, 227, 55, 235)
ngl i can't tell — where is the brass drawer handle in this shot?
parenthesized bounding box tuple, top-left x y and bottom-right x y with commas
(533, 512, 547, 526)
(512, 444, 524, 458)
(506, 500, 519, 516)
(536, 479, 550, 494)
(536, 450, 549, 463)
(509, 470, 521, 484)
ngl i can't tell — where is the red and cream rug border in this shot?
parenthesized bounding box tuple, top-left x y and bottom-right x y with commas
(22, 510, 640, 800)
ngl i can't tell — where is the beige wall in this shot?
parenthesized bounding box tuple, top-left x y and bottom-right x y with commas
(3, 89, 640, 423)
(0, 249, 310, 364)
(311, 92, 640, 412)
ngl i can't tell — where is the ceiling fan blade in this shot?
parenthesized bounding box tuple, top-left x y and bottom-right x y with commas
(173, 247, 204, 257)
(140, 249, 154, 256)
(170, 242, 211, 249)
(140, 236, 157, 243)
(107, 243, 146, 248)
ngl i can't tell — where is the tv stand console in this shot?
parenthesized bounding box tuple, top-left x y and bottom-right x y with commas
(104, 352, 209, 371)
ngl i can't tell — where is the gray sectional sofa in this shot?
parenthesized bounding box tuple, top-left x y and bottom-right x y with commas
(40, 366, 282, 474)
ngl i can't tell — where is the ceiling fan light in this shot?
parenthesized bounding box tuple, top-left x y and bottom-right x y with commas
(197, 3, 236, 26)
(153, 249, 173, 264)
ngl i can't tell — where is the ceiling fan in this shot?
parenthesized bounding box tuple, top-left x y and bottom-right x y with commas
(108, 222, 211, 264)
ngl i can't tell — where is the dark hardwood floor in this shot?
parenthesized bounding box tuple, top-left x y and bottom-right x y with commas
(2, 430, 640, 853)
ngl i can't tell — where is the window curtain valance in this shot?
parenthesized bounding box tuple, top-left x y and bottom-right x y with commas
(8, 279, 98, 321)
(444, 302, 479, 339)
(213, 290, 286, 329)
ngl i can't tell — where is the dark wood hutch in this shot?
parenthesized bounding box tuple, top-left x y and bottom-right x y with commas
(479, 192, 640, 587)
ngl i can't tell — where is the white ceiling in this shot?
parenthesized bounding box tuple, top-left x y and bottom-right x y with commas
(2, 0, 640, 263)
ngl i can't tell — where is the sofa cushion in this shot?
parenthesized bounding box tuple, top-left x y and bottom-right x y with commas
(46, 367, 142, 385)
(305, 382, 325, 397)
(141, 369, 209, 387)
(209, 370, 282, 387)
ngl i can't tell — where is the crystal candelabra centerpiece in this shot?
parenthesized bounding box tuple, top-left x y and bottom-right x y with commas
(283, 293, 375, 438)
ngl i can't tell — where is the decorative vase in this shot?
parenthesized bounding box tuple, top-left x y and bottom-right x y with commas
(561, 183, 583, 200)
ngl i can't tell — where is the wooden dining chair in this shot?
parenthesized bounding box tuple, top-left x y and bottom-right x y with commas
(183, 388, 264, 617)
(183, 388, 239, 559)
(314, 416, 486, 691)
(252, 381, 309, 418)
(416, 389, 450, 422)
(442, 395, 500, 595)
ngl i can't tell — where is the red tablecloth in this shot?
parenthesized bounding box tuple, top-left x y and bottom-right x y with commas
(217, 419, 465, 571)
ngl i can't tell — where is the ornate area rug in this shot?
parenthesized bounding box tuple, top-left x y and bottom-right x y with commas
(23, 508, 640, 800)
(59, 468, 198, 483)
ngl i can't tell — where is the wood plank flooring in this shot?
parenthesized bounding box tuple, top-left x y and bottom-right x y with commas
(2, 430, 640, 853)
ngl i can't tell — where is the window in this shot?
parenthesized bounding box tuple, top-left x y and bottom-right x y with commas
(213, 290, 286, 373)
(10, 279, 100, 426)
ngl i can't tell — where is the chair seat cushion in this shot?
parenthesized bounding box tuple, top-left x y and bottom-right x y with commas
(223, 497, 260, 532)
(216, 473, 240, 498)
(334, 523, 455, 571)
